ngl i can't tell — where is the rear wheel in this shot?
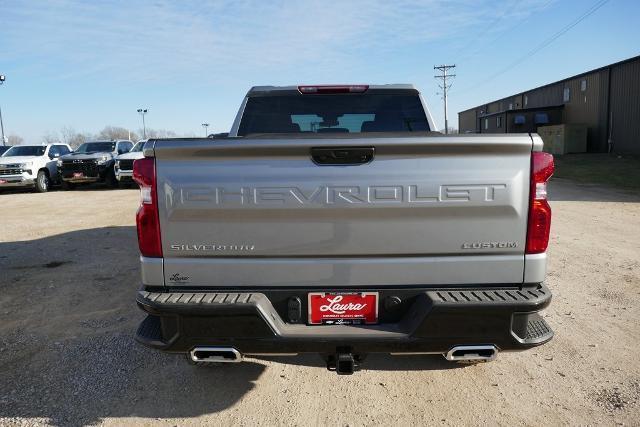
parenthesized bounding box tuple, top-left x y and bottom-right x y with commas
(35, 170, 50, 193)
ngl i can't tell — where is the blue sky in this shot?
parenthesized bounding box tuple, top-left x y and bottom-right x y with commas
(0, 0, 638, 141)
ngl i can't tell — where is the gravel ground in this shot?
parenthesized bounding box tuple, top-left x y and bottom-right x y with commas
(0, 179, 639, 426)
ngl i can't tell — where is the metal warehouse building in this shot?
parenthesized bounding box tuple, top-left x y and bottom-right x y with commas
(458, 55, 640, 154)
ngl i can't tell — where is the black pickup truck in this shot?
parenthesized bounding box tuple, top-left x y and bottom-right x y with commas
(58, 140, 133, 189)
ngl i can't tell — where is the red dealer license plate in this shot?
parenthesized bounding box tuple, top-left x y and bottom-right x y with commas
(308, 292, 378, 325)
(73, 172, 84, 178)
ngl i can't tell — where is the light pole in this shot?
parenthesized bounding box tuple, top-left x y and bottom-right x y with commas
(0, 74, 6, 146)
(137, 108, 148, 139)
(202, 123, 210, 137)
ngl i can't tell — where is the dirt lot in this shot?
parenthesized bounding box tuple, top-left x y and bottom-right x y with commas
(1, 180, 639, 426)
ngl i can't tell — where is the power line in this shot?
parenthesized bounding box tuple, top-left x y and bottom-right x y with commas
(489, 0, 610, 81)
(455, 0, 556, 65)
(453, 0, 610, 95)
(434, 64, 456, 134)
(452, 14, 508, 60)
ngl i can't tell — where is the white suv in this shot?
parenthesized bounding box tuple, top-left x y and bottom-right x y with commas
(0, 144, 72, 192)
(114, 139, 146, 185)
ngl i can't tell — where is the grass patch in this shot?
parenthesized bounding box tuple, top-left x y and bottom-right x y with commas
(552, 153, 640, 191)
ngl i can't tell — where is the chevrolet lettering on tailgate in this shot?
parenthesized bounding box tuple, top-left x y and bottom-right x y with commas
(173, 183, 508, 206)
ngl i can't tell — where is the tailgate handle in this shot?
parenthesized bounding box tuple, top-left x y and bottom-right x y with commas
(310, 147, 374, 165)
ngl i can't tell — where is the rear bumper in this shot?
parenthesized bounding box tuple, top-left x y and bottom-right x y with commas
(135, 284, 553, 355)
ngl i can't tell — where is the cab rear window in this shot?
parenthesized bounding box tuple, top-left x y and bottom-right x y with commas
(238, 94, 429, 135)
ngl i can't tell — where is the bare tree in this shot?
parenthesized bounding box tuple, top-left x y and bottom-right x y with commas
(42, 132, 61, 144)
(7, 134, 23, 145)
(60, 126, 90, 149)
(142, 128, 177, 139)
(37, 126, 186, 148)
(97, 126, 138, 141)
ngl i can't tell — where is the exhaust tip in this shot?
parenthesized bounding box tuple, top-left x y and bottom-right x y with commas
(190, 346, 243, 363)
(445, 345, 497, 362)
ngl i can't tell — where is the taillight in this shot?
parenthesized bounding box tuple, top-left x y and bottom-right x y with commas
(133, 157, 162, 257)
(526, 152, 554, 254)
(298, 85, 369, 94)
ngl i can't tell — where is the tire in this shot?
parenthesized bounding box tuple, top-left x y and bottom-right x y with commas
(35, 170, 50, 193)
(62, 180, 75, 191)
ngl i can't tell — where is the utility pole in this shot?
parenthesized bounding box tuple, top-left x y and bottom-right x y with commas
(0, 74, 6, 146)
(434, 64, 456, 134)
(202, 123, 210, 137)
(137, 108, 148, 138)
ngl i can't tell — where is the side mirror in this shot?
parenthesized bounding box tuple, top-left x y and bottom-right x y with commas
(49, 153, 60, 159)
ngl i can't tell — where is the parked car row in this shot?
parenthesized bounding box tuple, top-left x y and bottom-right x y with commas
(0, 139, 146, 192)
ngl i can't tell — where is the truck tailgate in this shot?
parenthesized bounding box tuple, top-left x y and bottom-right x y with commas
(153, 135, 532, 287)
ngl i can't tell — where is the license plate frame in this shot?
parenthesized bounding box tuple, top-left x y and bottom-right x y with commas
(308, 292, 379, 325)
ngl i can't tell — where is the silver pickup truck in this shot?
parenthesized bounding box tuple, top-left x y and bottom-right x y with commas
(133, 84, 554, 375)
